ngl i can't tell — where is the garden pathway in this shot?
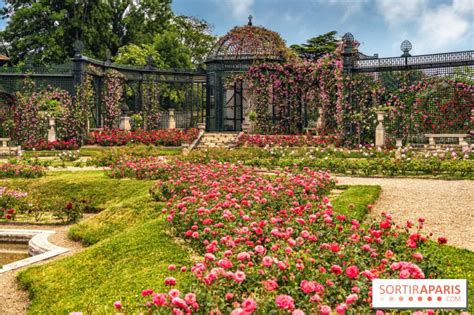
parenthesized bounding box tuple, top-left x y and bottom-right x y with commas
(335, 176, 474, 251)
(0, 224, 84, 315)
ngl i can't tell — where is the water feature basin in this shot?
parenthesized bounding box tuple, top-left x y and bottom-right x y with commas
(0, 229, 69, 273)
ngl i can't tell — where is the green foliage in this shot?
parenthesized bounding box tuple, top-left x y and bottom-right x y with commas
(0, 0, 172, 65)
(87, 145, 181, 167)
(114, 43, 165, 67)
(182, 148, 474, 179)
(113, 16, 216, 69)
(290, 31, 339, 60)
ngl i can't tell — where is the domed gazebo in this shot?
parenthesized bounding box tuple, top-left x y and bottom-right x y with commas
(205, 17, 287, 131)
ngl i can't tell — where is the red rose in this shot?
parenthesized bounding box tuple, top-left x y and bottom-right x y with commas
(437, 237, 447, 244)
(345, 265, 359, 279)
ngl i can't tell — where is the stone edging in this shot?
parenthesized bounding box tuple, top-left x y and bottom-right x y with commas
(0, 229, 69, 273)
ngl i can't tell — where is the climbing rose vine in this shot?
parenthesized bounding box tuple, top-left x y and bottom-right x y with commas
(103, 69, 125, 129)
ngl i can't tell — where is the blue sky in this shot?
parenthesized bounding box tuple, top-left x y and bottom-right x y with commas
(0, 0, 472, 57)
(172, 0, 474, 57)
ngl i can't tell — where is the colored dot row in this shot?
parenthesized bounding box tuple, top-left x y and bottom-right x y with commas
(381, 296, 443, 302)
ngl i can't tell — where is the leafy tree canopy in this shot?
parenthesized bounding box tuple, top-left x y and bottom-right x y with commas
(114, 15, 216, 69)
(290, 31, 339, 60)
(0, 0, 173, 65)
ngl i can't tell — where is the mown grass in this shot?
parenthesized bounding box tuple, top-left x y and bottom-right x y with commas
(331, 185, 381, 221)
(11, 171, 193, 314)
(0, 171, 158, 245)
(20, 144, 182, 158)
(19, 217, 194, 314)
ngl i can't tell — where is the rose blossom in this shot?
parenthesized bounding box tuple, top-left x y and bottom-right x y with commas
(262, 256, 273, 267)
(346, 293, 358, 304)
(319, 305, 331, 315)
(241, 298, 257, 313)
(275, 295, 295, 310)
(113, 301, 121, 310)
(234, 271, 246, 283)
(262, 279, 279, 291)
(345, 265, 359, 279)
(336, 303, 348, 314)
(330, 265, 343, 275)
(300, 280, 316, 294)
(165, 277, 176, 286)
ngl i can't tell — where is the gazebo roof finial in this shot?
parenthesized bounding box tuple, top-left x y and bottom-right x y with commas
(248, 14, 253, 26)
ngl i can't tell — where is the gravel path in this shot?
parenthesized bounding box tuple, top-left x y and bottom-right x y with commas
(335, 176, 474, 251)
(0, 224, 84, 315)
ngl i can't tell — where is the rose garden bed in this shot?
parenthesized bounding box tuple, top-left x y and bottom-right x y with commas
(4, 159, 471, 314)
(103, 158, 469, 313)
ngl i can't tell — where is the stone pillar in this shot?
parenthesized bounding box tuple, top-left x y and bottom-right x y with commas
(316, 107, 324, 130)
(47, 117, 57, 143)
(375, 111, 386, 147)
(169, 109, 176, 129)
(197, 122, 206, 131)
(119, 116, 132, 131)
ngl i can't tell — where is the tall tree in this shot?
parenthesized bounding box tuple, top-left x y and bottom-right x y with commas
(171, 15, 217, 67)
(0, 0, 172, 65)
(114, 15, 217, 69)
(290, 31, 339, 60)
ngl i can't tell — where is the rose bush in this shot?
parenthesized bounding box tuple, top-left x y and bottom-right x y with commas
(22, 139, 79, 151)
(0, 163, 45, 178)
(87, 128, 199, 147)
(0, 186, 28, 221)
(110, 159, 448, 314)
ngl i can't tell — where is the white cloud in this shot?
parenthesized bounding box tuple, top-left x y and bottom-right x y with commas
(375, 0, 427, 28)
(375, 0, 473, 53)
(321, 0, 370, 20)
(225, 0, 255, 19)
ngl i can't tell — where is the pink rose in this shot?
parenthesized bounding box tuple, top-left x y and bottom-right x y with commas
(335, 303, 348, 315)
(412, 253, 423, 261)
(262, 256, 273, 267)
(262, 279, 279, 291)
(153, 293, 168, 306)
(168, 289, 180, 299)
(241, 298, 257, 313)
(234, 271, 246, 283)
(346, 293, 358, 305)
(165, 277, 176, 286)
(184, 293, 196, 304)
(275, 295, 295, 310)
(300, 280, 316, 294)
(319, 305, 331, 315)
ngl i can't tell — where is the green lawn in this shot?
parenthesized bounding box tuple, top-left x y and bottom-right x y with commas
(12, 171, 194, 314)
(20, 145, 182, 158)
(331, 185, 381, 221)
